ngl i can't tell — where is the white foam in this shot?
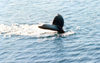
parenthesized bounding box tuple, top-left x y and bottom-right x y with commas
(62, 31, 75, 36)
(0, 24, 57, 37)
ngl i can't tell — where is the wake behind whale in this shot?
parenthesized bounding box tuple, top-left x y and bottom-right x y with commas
(0, 14, 74, 37)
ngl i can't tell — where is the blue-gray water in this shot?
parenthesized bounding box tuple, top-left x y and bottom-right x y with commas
(0, 0, 100, 63)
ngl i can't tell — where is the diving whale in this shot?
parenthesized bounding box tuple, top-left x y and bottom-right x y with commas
(38, 14, 65, 33)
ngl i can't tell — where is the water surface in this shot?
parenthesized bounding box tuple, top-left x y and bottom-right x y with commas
(0, 0, 100, 63)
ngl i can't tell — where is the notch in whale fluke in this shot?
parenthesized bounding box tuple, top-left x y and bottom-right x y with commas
(38, 14, 65, 33)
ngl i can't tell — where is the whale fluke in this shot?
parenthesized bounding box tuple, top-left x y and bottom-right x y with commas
(52, 14, 64, 28)
(38, 14, 64, 33)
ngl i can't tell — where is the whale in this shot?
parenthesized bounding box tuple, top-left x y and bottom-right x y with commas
(38, 14, 65, 33)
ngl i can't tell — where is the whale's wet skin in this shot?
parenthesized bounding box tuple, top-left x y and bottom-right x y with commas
(0, 0, 100, 63)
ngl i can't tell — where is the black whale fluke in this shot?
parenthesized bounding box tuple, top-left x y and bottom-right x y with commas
(38, 14, 65, 33)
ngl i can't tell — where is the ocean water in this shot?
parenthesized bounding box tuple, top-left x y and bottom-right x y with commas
(0, 0, 100, 63)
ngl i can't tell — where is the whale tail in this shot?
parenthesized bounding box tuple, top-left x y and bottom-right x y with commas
(39, 14, 65, 33)
(52, 14, 64, 33)
(52, 14, 64, 29)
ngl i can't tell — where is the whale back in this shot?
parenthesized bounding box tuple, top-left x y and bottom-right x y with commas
(52, 14, 64, 28)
